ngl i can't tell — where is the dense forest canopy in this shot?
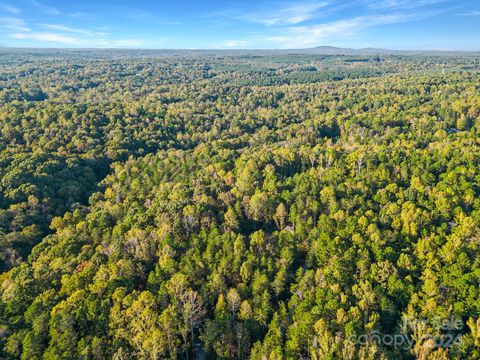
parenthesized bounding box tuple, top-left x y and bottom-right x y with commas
(0, 50, 480, 359)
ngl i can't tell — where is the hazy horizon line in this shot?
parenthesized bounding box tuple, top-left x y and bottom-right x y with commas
(1, 45, 479, 52)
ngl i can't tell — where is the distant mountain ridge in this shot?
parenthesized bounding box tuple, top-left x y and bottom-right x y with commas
(299, 46, 478, 55)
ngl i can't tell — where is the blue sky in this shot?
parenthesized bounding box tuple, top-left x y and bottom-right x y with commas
(0, 0, 479, 50)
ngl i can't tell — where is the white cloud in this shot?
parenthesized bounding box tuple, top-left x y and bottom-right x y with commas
(241, 1, 329, 25)
(39, 24, 107, 37)
(366, 0, 446, 9)
(0, 16, 30, 32)
(10, 30, 145, 48)
(31, 0, 61, 16)
(210, 0, 446, 49)
(457, 10, 480, 16)
(109, 39, 144, 47)
(222, 39, 250, 48)
(68, 12, 92, 20)
(11, 32, 79, 45)
(4, 14, 145, 48)
(0, 3, 20, 15)
(264, 13, 414, 48)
